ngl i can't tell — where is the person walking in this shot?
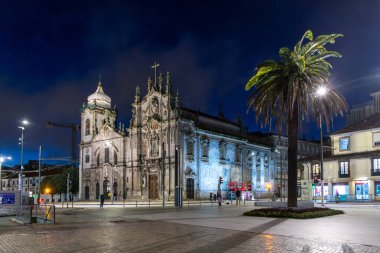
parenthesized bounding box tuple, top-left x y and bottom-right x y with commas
(236, 189, 241, 205)
(217, 189, 222, 206)
(100, 194, 105, 208)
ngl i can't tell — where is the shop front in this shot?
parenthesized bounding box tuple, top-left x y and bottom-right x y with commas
(355, 181, 369, 200)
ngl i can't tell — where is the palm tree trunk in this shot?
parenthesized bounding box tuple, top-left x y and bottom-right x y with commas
(287, 105, 299, 207)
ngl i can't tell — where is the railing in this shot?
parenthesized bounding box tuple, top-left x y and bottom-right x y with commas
(315, 194, 380, 203)
(15, 205, 56, 223)
(76, 198, 256, 208)
(0, 206, 16, 216)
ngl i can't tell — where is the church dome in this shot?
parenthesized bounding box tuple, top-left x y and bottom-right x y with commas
(87, 82, 111, 108)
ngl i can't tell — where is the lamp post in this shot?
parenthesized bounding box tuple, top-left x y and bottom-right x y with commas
(18, 120, 29, 198)
(316, 86, 327, 207)
(0, 155, 12, 191)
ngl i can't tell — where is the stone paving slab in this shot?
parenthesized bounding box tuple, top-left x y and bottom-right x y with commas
(0, 205, 379, 252)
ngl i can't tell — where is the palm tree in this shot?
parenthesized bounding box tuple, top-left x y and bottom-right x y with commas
(245, 30, 348, 207)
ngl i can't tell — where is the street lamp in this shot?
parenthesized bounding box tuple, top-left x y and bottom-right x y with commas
(316, 86, 327, 207)
(0, 155, 12, 191)
(18, 120, 29, 198)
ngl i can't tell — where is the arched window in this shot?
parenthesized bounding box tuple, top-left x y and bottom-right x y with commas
(85, 119, 90, 135)
(114, 151, 117, 165)
(97, 154, 100, 166)
(235, 145, 241, 163)
(186, 138, 194, 160)
(219, 140, 226, 161)
(105, 148, 109, 163)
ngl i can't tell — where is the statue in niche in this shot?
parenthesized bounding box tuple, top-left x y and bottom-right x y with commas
(150, 96, 159, 114)
(150, 135, 159, 157)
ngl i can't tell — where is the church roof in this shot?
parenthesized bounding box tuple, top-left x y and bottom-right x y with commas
(87, 82, 112, 108)
(180, 108, 272, 147)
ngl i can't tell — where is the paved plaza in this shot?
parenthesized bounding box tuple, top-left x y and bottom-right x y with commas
(0, 203, 379, 253)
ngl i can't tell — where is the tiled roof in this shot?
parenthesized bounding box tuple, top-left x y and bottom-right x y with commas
(180, 108, 272, 147)
(332, 113, 380, 135)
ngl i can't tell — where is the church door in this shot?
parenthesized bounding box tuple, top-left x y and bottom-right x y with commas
(149, 175, 159, 199)
(85, 186, 89, 200)
(96, 182, 100, 200)
(186, 178, 194, 199)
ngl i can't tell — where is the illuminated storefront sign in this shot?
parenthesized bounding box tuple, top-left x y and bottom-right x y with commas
(0, 193, 15, 204)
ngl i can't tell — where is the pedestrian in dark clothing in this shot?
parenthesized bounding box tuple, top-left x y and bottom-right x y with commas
(236, 190, 241, 205)
(100, 194, 105, 208)
(210, 192, 213, 201)
(217, 189, 222, 206)
(213, 194, 217, 202)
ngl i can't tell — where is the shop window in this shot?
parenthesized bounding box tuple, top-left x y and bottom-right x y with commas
(339, 160, 350, 178)
(375, 182, 380, 196)
(372, 158, 380, 176)
(339, 137, 350, 151)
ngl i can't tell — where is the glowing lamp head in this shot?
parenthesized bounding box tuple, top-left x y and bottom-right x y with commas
(45, 188, 50, 194)
(0, 156, 11, 163)
(316, 86, 328, 97)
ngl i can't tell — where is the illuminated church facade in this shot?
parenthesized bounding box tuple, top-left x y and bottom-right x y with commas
(78, 72, 276, 200)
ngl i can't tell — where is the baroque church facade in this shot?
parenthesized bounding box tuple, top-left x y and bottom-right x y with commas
(79, 71, 276, 200)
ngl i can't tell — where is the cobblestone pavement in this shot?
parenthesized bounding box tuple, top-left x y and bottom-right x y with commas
(0, 206, 379, 253)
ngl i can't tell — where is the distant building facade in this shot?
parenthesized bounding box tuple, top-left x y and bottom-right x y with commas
(79, 72, 277, 201)
(299, 113, 380, 201)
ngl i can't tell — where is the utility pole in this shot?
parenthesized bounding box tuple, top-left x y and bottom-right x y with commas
(162, 143, 165, 207)
(67, 173, 70, 208)
(38, 145, 42, 205)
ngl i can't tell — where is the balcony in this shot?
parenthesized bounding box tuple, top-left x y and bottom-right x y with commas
(374, 141, 380, 147)
(371, 170, 380, 176)
(338, 172, 350, 178)
(186, 154, 194, 161)
(201, 155, 208, 162)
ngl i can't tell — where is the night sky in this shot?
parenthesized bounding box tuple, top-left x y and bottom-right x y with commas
(1, 0, 379, 166)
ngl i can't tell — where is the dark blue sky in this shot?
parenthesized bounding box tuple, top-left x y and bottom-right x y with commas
(1, 0, 380, 165)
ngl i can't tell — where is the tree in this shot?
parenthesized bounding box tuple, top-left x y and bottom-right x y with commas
(245, 30, 348, 207)
(41, 167, 79, 197)
(41, 175, 58, 196)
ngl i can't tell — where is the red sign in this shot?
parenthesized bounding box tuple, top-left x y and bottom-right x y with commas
(228, 182, 252, 191)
